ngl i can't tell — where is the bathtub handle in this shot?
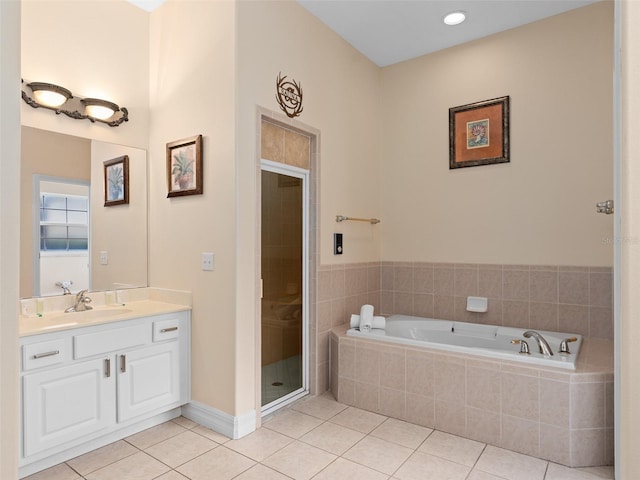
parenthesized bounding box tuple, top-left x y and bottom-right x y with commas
(559, 337, 578, 354)
(511, 339, 530, 355)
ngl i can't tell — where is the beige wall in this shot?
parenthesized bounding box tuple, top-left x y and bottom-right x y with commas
(380, 2, 614, 267)
(21, 0, 150, 149)
(147, 0, 239, 415)
(90, 141, 148, 291)
(236, 0, 382, 413)
(1, 1, 21, 477)
(620, 0, 640, 476)
(20, 127, 91, 297)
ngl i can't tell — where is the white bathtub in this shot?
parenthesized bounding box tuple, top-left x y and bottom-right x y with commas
(346, 314, 582, 370)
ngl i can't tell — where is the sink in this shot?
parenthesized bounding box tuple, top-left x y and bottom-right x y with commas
(47, 307, 134, 322)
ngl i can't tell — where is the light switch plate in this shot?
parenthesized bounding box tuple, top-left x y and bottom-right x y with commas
(100, 251, 108, 265)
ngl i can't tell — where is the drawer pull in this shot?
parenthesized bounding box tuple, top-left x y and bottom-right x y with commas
(32, 350, 60, 359)
(120, 354, 126, 373)
(105, 358, 111, 378)
(160, 326, 178, 333)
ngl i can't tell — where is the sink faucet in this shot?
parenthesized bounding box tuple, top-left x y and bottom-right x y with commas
(523, 331, 553, 356)
(65, 289, 93, 313)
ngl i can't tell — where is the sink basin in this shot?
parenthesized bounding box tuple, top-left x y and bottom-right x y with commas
(66, 308, 133, 319)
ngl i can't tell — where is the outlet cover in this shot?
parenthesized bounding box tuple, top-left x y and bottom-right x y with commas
(201, 252, 215, 271)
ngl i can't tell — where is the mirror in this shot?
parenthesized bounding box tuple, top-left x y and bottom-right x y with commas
(20, 126, 148, 298)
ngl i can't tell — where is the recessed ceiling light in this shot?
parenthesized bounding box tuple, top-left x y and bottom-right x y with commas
(443, 11, 466, 26)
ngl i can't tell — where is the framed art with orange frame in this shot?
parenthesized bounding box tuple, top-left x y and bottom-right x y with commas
(449, 96, 510, 169)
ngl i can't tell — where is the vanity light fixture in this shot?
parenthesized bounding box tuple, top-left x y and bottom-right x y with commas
(82, 98, 119, 121)
(443, 10, 466, 26)
(28, 82, 72, 108)
(21, 80, 129, 127)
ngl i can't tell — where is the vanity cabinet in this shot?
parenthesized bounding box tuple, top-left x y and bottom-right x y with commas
(19, 311, 190, 473)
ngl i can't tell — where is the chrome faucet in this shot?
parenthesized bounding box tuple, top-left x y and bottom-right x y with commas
(65, 289, 93, 313)
(523, 331, 553, 356)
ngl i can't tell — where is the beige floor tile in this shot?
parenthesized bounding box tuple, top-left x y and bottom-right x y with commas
(191, 424, 231, 444)
(371, 418, 433, 449)
(155, 471, 190, 480)
(66, 440, 138, 476)
(299, 421, 365, 455)
(225, 427, 293, 462)
(394, 451, 471, 480)
(474, 445, 548, 480)
(467, 470, 508, 480)
(233, 463, 293, 479)
(343, 435, 413, 476)
(23, 463, 80, 480)
(418, 430, 485, 467)
(546, 463, 613, 480)
(291, 392, 348, 420)
(176, 446, 255, 480)
(84, 451, 170, 480)
(125, 421, 187, 450)
(262, 440, 337, 480)
(172, 416, 198, 430)
(263, 409, 324, 438)
(144, 430, 217, 468)
(575, 466, 615, 479)
(329, 406, 387, 433)
(313, 457, 390, 480)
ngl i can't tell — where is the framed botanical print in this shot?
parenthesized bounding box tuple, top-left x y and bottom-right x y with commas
(449, 96, 510, 169)
(167, 134, 203, 197)
(103, 155, 129, 206)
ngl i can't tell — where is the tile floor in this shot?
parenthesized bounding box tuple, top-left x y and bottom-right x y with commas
(25, 393, 615, 480)
(262, 354, 302, 406)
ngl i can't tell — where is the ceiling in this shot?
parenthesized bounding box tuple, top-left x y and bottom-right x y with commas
(128, 0, 601, 67)
(296, 0, 601, 66)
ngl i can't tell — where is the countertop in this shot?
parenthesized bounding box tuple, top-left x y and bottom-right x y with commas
(19, 300, 191, 337)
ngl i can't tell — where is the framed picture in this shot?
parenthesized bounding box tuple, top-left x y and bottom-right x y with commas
(449, 96, 510, 169)
(103, 155, 129, 206)
(166, 134, 203, 197)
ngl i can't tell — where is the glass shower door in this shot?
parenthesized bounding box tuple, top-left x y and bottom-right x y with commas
(260, 165, 307, 413)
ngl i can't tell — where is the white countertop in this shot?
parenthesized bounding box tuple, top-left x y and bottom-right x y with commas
(20, 300, 191, 337)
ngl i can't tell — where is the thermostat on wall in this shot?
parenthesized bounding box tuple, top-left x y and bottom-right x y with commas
(334, 233, 343, 255)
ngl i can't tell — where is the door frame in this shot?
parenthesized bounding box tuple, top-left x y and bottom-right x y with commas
(259, 159, 310, 416)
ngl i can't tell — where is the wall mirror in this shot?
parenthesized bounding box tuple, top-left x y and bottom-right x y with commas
(20, 126, 148, 298)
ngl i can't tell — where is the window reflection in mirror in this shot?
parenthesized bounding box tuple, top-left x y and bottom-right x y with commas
(20, 127, 148, 298)
(35, 178, 91, 296)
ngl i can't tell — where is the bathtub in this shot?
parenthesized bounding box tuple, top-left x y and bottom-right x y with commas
(346, 314, 582, 370)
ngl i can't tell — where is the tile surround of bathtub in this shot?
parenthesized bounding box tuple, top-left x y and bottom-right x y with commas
(330, 330, 614, 468)
(317, 262, 613, 340)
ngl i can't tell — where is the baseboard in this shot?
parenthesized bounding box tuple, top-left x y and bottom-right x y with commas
(181, 401, 256, 439)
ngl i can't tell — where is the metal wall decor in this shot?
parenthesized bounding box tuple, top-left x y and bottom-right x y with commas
(275, 72, 303, 118)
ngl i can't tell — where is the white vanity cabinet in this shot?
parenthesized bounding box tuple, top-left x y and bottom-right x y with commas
(19, 310, 190, 476)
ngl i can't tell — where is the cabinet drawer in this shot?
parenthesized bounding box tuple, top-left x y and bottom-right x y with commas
(23, 339, 67, 371)
(74, 324, 150, 359)
(153, 318, 181, 342)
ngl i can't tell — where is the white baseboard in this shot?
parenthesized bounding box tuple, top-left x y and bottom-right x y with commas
(181, 401, 256, 439)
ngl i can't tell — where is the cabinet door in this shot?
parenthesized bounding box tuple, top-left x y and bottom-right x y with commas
(23, 357, 115, 458)
(117, 341, 180, 423)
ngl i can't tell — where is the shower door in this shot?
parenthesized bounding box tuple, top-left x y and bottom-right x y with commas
(260, 161, 308, 415)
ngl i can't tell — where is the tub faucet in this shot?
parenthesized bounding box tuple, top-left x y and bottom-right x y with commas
(65, 289, 93, 313)
(523, 331, 553, 356)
